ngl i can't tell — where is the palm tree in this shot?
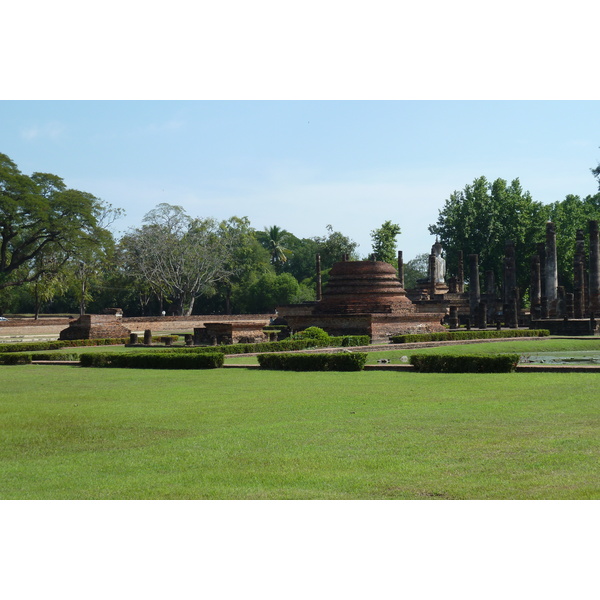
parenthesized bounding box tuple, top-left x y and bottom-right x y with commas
(263, 225, 292, 269)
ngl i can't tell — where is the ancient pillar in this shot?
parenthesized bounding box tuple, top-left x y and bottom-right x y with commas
(193, 327, 203, 345)
(457, 251, 465, 293)
(557, 286, 566, 318)
(503, 240, 519, 327)
(530, 255, 542, 320)
(468, 254, 480, 320)
(397, 251, 404, 289)
(485, 270, 495, 296)
(478, 301, 487, 329)
(566, 293, 575, 319)
(545, 222, 558, 316)
(589, 220, 600, 315)
(428, 254, 437, 297)
(449, 306, 459, 329)
(484, 269, 496, 322)
(506, 290, 519, 328)
(316, 253, 322, 301)
(574, 229, 586, 318)
(129, 333, 138, 345)
(143, 329, 152, 345)
(537, 242, 547, 317)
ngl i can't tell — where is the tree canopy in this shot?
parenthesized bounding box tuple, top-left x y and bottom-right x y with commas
(121, 204, 238, 316)
(428, 176, 547, 295)
(0, 153, 119, 291)
(370, 221, 401, 264)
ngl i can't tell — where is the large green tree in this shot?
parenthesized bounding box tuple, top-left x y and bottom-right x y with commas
(257, 225, 292, 272)
(370, 221, 401, 263)
(215, 217, 271, 314)
(429, 176, 547, 296)
(0, 153, 121, 292)
(545, 193, 600, 289)
(121, 204, 238, 316)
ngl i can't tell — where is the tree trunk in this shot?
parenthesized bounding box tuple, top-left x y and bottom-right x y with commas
(183, 295, 195, 317)
(225, 286, 232, 315)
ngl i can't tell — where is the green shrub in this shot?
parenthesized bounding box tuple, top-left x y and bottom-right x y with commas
(0, 338, 128, 353)
(410, 353, 519, 373)
(390, 330, 550, 344)
(0, 353, 32, 365)
(30, 352, 79, 361)
(257, 352, 367, 371)
(290, 327, 330, 343)
(80, 352, 223, 369)
(151, 335, 179, 343)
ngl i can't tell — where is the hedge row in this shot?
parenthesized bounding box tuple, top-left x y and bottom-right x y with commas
(0, 338, 129, 353)
(410, 353, 520, 373)
(390, 330, 550, 344)
(80, 352, 224, 369)
(144, 335, 371, 355)
(0, 353, 32, 365)
(257, 352, 368, 371)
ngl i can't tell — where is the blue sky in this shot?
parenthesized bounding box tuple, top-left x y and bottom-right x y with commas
(2, 100, 599, 261)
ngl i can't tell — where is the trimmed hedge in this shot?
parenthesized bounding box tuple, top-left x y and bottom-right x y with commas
(390, 330, 550, 344)
(30, 352, 80, 361)
(257, 352, 368, 371)
(0, 338, 128, 353)
(0, 353, 32, 365)
(410, 353, 520, 373)
(80, 352, 224, 369)
(146, 335, 371, 356)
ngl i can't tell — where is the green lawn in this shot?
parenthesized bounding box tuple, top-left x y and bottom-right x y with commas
(1, 363, 599, 499)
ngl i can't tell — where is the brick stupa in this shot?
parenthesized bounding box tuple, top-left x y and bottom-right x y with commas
(278, 260, 446, 342)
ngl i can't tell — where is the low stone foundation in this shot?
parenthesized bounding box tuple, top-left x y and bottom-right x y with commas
(59, 314, 131, 340)
(202, 320, 271, 345)
(530, 318, 598, 336)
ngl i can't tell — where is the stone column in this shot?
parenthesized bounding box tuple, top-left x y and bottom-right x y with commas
(574, 229, 586, 319)
(485, 270, 495, 296)
(545, 222, 558, 316)
(316, 253, 322, 301)
(557, 286, 566, 318)
(509, 291, 519, 328)
(589, 220, 600, 315)
(530, 255, 541, 320)
(397, 251, 404, 289)
(449, 306, 459, 329)
(537, 242, 547, 317)
(566, 293, 575, 319)
(428, 253, 437, 297)
(143, 329, 152, 345)
(457, 251, 465, 293)
(478, 301, 487, 329)
(468, 254, 480, 320)
(129, 333, 138, 345)
(503, 240, 518, 307)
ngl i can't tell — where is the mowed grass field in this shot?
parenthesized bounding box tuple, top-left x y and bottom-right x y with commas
(1, 352, 599, 499)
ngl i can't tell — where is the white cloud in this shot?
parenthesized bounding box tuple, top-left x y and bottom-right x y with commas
(21, 121, 65, 141)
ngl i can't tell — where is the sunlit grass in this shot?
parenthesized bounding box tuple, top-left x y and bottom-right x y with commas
(1, 365, 599, 499)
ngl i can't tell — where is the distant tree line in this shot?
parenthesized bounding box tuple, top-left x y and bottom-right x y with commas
(428, 169, 600, 302)
(3, 150, 600, 316)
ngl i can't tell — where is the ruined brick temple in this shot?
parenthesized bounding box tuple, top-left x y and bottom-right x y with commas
(399, 220, 600, 336)
(277, 259, 446, 342)
(59, 311, 131, 340)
